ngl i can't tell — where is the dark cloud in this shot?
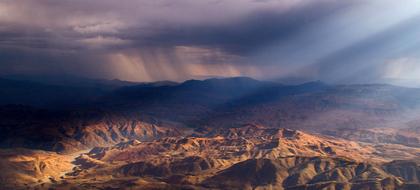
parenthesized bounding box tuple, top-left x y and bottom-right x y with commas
(132, 1, 351, 55)
(1, 0, 420, 85)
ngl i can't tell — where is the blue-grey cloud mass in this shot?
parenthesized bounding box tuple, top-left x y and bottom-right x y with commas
(1, 0, 420, 85)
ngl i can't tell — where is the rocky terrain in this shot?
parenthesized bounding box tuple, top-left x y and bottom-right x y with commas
(2, 77, 420, 189)
(0, 114, 186, 153)
(1, 124, 419, 189)
(0, 148, 75, 189)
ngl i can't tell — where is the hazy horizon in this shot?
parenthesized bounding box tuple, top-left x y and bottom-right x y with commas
(4, 73, 420, 89)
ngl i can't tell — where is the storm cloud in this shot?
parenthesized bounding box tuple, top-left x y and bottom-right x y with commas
(1, 0, 420, 85)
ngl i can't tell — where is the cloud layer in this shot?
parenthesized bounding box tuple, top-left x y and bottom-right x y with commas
(1, 0, 420, 85)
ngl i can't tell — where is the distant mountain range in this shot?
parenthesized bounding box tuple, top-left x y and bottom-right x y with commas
(0, 75, 176, 108)
(3, 76, 420, 189)
(2, 76, 420, 151)
(2, 76, 420, 128)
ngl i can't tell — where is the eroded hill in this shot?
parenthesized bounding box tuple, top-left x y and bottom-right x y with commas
(2, 125, 418, 189)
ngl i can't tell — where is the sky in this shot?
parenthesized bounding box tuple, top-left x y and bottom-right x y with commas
(1, 0, 420, 85)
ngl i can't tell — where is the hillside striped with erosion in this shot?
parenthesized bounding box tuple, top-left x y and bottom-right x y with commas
(1, 77, 420, 189)
(2, 123, 420, 189)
